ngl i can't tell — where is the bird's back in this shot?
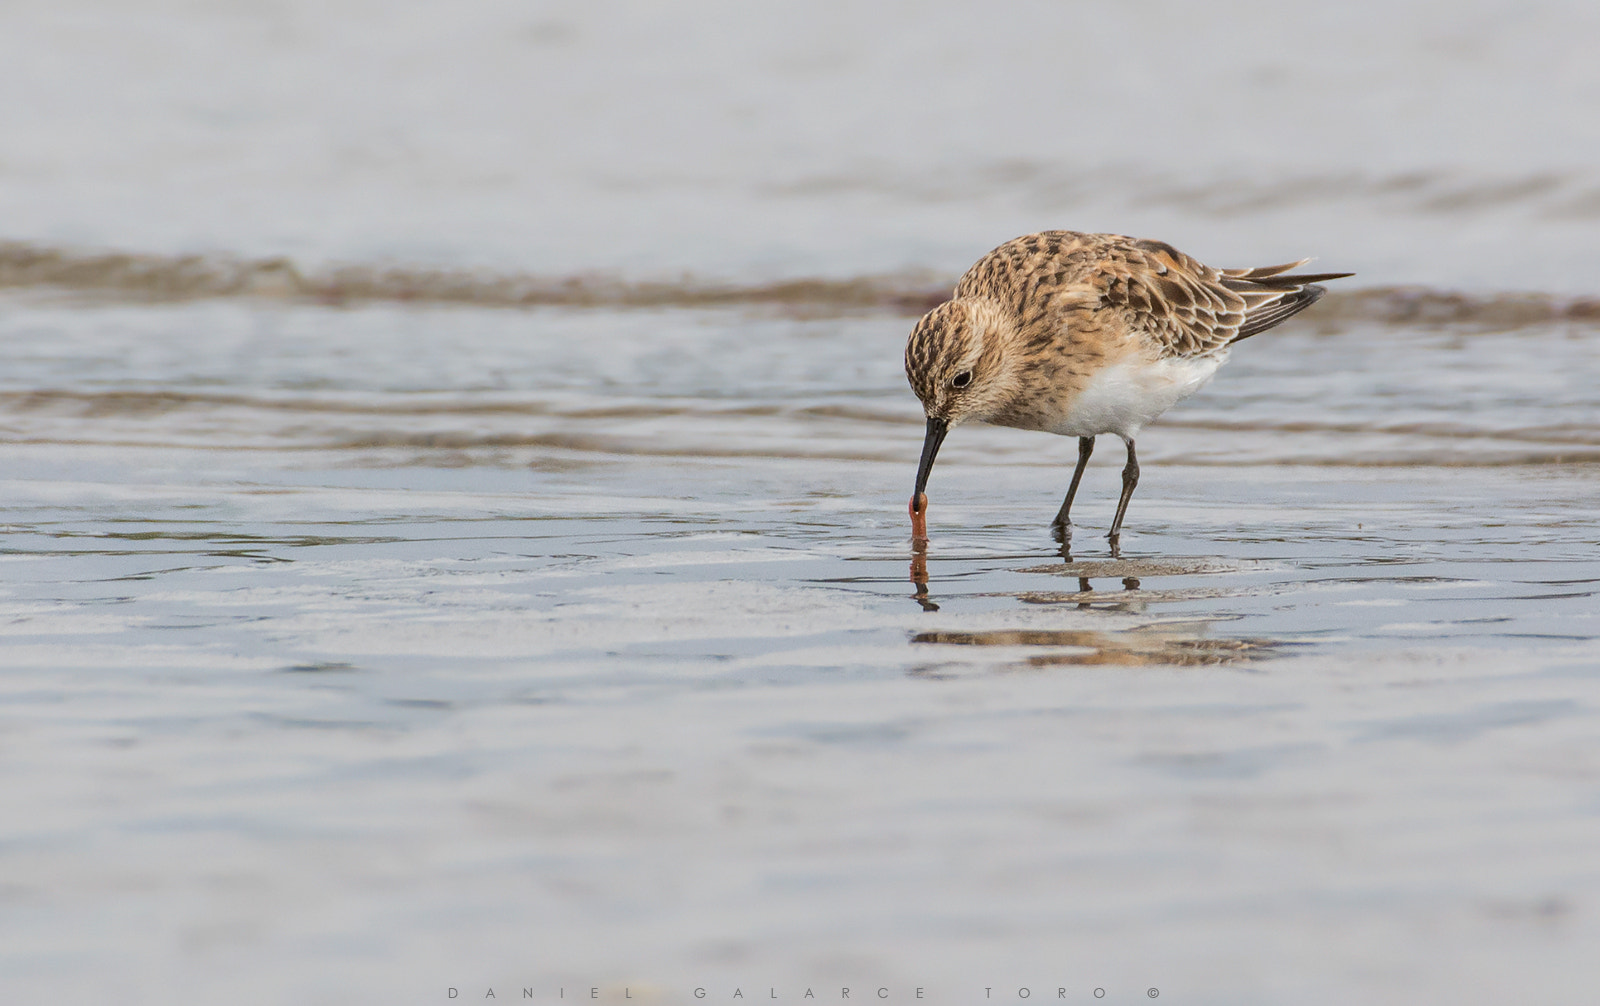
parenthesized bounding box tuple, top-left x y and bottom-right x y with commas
(953, 231, 1351, 360)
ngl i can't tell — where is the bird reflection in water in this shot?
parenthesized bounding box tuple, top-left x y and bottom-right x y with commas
(912, 627, 1270, 667)
(910, 539, 1142, 613)
(910, 545, 939, 611)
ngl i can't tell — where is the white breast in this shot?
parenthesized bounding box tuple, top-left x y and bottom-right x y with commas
(1049, 351, 1227, 440)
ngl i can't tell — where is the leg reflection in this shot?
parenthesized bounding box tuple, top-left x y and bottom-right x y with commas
(910, 547, 939, 612)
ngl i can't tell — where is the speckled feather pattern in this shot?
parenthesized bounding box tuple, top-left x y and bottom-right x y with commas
(905, 231, 1351, 438)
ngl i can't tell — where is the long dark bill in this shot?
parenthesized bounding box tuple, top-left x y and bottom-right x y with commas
(912, 417, 949, 506)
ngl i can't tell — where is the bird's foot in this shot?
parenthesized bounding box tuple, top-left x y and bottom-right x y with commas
(1051, 521, 1076, 560)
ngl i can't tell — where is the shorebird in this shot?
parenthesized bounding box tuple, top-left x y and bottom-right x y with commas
(905, 231, 1350, 552)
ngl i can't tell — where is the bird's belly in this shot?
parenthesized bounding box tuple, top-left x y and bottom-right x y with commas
(1047, 353, 1225, 440)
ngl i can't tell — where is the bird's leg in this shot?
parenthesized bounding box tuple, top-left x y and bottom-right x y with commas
(1107, 438, 1139, 554)
(1051, 436, 1096, 540)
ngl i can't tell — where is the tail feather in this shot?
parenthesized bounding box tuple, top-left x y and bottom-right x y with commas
(1233, 284, 1329, 341)
(1220, 259, 1311, 280)
(1222, 270, 1355, 292)
(1222, 264, 1353, 342)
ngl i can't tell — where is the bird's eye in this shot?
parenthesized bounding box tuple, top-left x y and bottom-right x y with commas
(951, 371, 973, 389)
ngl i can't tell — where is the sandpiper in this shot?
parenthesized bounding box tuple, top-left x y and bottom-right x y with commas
(905, 231, 1350, 551)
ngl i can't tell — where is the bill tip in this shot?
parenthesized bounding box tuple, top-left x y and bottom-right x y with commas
(909, 494, 929, 545)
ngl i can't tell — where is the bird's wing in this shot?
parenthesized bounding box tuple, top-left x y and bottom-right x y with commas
(1098, 239, 1354, 354)
(956, 232, 1351, 358)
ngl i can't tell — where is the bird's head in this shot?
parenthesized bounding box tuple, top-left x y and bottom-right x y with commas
(903, 297, 1017, 429)
(904, 298, 1017, 507)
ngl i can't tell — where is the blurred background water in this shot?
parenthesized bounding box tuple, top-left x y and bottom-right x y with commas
(2, 2, 1598, 1004)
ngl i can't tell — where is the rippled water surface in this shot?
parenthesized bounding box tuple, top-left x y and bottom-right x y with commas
(3, 2, 1600, 1004)
(5, 295, 1598, 1004)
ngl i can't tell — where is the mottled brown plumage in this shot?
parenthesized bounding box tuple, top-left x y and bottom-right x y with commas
(906, 230, 1350, 551)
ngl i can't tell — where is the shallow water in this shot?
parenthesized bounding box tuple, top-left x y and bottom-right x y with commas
(3, 2, 1600, 1003)
(4, 295, 1598, 1004)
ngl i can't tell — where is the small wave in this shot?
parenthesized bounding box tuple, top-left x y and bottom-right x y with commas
(0, 242, 948, 315)
(1309, 286, 1600, 330)
(319, 430, 898, 461)
(3, 388, 1596, 467)
(0, 389, 915, 426)
(5, 241, 1600, 328)
(0, 388, 555, 418)
(1178, 451, 1600, 468)
(1141, 170, 1586, 217)
(766, 164, 1600, 221)
(1160, 418, 1600, 448)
